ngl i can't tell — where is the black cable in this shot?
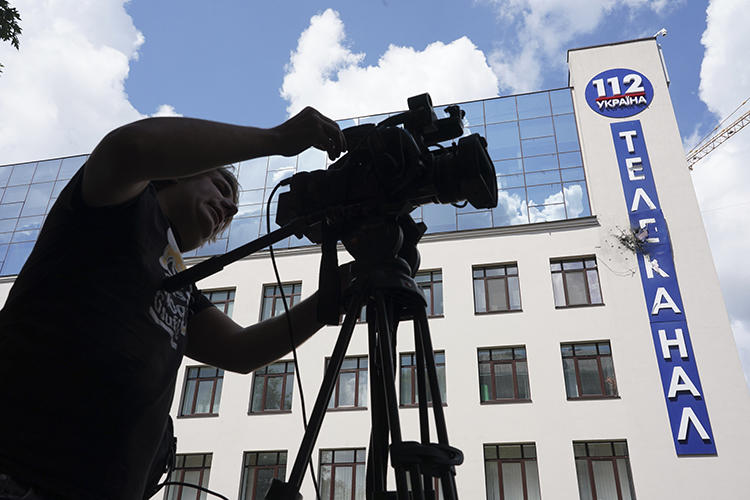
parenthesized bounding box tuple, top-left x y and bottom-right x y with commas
(266, 180, 322, 500)
(155, 480, 230, 500)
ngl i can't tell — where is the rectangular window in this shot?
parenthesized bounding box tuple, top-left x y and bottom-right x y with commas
(478, 347, 530, 403)
(164, 453, 212, 500)
(239, 451, 287, 500)
(574, 441, 636, 500)
(550, 258, 602, 307)
(415, 269, 443, 317)
(327, 356, 368, 410)
(180, 366, 224, 417)
(561, 342, 618, 399)
(250, 361, 294, 413)
(204, 288, 236, 316)
(319, 448, 366, 500)
(484, 443, 541, 500)
(260, 282, 302, 320)
(473, 264, 521, 313)
(400, 351, 446, 407)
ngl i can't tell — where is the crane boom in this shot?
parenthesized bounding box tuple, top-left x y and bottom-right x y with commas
(687, 107, 750, 169)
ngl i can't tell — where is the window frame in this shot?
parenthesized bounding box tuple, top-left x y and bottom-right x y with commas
(483, 443, 541, 500)
(239, 450, 288, 500)
(249, 360, 295, 414)
(204, 287, 236, 316)
(415, 269, 444, 317)
(561, 342, 618, 400)
(178, 365, 225, 418)
(327, 355, 368, 411)
(472, 263, 522, 314)
(399, 351, 447, 408)
(164, 453, 212, 500)
(260, 282, 302, 321)
(318, 448, 367, 500)
(478, 347, 531, 404)
(573, 440, 636, 500)
(550, 257, 603, 308)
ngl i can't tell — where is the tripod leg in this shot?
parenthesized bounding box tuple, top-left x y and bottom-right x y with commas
(367, 303, 389, 498)
(372, 290, 410, 497)
(281, 291, 366, 496)
(412, 316, 435, 500)
(414, 306, 461, 500)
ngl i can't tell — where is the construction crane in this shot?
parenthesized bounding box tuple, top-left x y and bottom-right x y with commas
(687, 97, 750, 170)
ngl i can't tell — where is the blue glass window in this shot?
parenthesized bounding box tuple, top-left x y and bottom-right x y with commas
(0, 232, 10, 244)
(494, 159, 523, 176)
(561, 168, 586, 182)
(456, 100, 485, 127)
(2, 241, 34, 275)
(297, 148, 326, 172)
(527, 183, 563, 206)
(0, 166, 12, 187)
(523, 155, 558, 173)
(497, 174, 525, 189)
(228, 217, 261, 251)
(238, 158, 267, 189)
(0, 219, 16, 232)
(484, 97, 517, 124)
(9, 164, 35, 186)
(494, 188, 528, 226)
(458, 211, 492, 230)
(33, 160, 61, 183)
(0, 203, 22, 219)
(268, 156, 296, 171)
(423, 203, 456, 234)
(239, 189, 265, 206)
(16, 216, 44, 230)
(519, 117, 554, 139)
(526, 170, 562, 186)
(529, 204, 566, 223)
(58, 155, 87, 180)
(516, 93, 550, 119)
(558, 151, 583, 168)
(486, 122, 521, 160)
(522, 136, 557, 157)
(564, 181, 591, 218)
(550, 89, 574, 115)
(22, 183, 54, 217)
(554, 114, 580, 153)
(2, 185, 29, 204)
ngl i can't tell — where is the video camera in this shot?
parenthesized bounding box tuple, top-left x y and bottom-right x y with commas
(276, 93, 497, 242)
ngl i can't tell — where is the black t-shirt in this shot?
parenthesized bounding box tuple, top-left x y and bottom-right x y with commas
(0, 168, 212, 499)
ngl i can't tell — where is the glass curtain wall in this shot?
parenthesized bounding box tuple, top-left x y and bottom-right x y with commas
(0, 89, 590, 276)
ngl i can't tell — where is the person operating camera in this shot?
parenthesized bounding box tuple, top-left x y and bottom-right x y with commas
(0, 108, 347, 500)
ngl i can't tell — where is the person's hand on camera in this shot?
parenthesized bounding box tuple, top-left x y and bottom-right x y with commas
(272, 107, 347, 161)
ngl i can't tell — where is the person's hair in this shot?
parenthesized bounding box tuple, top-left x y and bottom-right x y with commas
(152, 165, 241, 240)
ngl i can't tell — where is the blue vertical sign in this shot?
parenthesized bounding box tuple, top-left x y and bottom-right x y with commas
(611, 120, 716, 455)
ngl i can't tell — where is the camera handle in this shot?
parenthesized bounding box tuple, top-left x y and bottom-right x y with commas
(266, 225, 462, 500)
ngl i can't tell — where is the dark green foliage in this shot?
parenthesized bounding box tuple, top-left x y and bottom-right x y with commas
(0, 0, 22, 73)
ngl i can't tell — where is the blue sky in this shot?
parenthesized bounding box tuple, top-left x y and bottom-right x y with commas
(121, 1, 715, 135)
(0, 0, 748, 387)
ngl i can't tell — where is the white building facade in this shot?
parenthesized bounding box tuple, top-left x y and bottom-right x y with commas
(1, 38, 749, 499)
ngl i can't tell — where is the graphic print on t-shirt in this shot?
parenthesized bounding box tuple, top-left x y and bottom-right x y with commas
(149, 228, 191, 349)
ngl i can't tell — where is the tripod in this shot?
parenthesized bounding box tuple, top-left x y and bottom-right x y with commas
(266, 217, 463, 500)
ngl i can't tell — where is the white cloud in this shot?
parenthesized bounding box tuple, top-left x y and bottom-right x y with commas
(151, 104, 182, 117)
(280, 9, 499, 120)
(0, 1, 177, 165)
(693, 0, 750, 388)
(483, 0, 676, 93)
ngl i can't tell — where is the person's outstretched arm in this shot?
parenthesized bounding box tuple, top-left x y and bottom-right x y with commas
(81, 107, 346, 207)
(184, 291, 327, 374)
